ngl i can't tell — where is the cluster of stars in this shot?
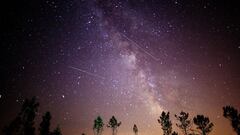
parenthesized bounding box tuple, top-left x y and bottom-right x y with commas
(1, 1, 240, 135)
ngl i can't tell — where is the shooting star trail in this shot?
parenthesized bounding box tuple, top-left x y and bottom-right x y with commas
(68, 66, 105, 79)
(120, 33, 160, 61)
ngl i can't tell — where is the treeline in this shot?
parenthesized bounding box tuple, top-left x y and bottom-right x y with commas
(2, 97, 62, 135)
(2, 97, 240, 135)
(89, 107, 240, 135)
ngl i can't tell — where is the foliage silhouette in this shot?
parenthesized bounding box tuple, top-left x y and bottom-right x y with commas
(3, 97, 238, 135)
(223, 106, 240, 135)
(2, 116, 22, 135)
(50, 126, 62, 135)
(107, 116, 121, 135)
(172, 131, 178, 135)
(93, 116, 104, 135)
(2, 97, 61, 135)
(3, 97, 39, 135)
(133, 124, 138, 135)
(193, 115, 214, 135)
(175, 111, 191, 135)
(39, 112, 51, 135)
(158, 111, 172, 135)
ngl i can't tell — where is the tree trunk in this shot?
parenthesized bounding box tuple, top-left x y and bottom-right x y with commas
(184, 128, 187, 135)
(112, 128, 115, 135)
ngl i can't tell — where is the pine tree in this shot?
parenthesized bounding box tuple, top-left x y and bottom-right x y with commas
(3, 97, 39, 135)
(50, 126, 62, 135)
(175, 111, 191, 135)
(93, 116, 104, 135)
(133, 124, 138, 135)
(39, 112, 51, 135)
(223, 106, 240, 135)
(193, 115, 213, 135)
(2, 116, 22, 135)
(158, 111, 172, 135)
(172, 131, 178, 135)
(22, 97, 39, 135)
(107, 116, 121, 135)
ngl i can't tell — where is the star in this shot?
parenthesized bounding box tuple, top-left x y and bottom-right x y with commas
(1, 1, 240, 135)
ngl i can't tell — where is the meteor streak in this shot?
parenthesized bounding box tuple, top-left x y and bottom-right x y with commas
(68, 66, 105, 79)
(120, 33, 160, 61)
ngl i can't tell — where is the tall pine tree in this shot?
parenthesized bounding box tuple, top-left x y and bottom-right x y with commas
(93, 116, 104, 135)
(39, 112, 51, 135)
(193, 115, 213, 135)
(107, 116, 121, 135)
(175, 111, 191, 135)
(158, 111, 172, 135)
(3, 97, 39, 135)
(223, 106, 240, 135)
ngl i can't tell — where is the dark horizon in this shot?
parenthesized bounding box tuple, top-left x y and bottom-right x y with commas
(1, 0, 240, 135)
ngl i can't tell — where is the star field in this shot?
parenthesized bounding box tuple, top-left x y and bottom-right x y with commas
(1, 1, 240, 135)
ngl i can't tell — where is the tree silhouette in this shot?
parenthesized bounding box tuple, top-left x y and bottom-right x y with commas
(193, 115, 214, 135)
(158, 111, 172, 135)
(2, 116, 22, 135)
(93, 116, 104, 135)
(50, 126, 62, 135)
(3, 97, 39, 135)
(39, 112, 51, 135)
(172, 131, 178, 135)
(21, 97, 40, 135)
(133, 124, 138, 135)
(223, 106, 240, 135)
(175, 111, 191, 135)
(2, 97, 61, 135)
(107, 116, 121, 135)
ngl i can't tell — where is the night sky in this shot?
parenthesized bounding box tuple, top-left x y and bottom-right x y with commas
(1, 0, 240, 135)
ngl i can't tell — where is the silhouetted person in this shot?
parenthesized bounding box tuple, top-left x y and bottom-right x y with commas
(107, 116, 121, 135)
(223, 106, 240, 135)
(193, 115, 213, 135)
(39, 112, 51, 135)
(93, 116, 104, 135)
(175, 111, 191, 135)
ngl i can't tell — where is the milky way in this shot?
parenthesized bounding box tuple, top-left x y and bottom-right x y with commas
(1, 1, 240, 135)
